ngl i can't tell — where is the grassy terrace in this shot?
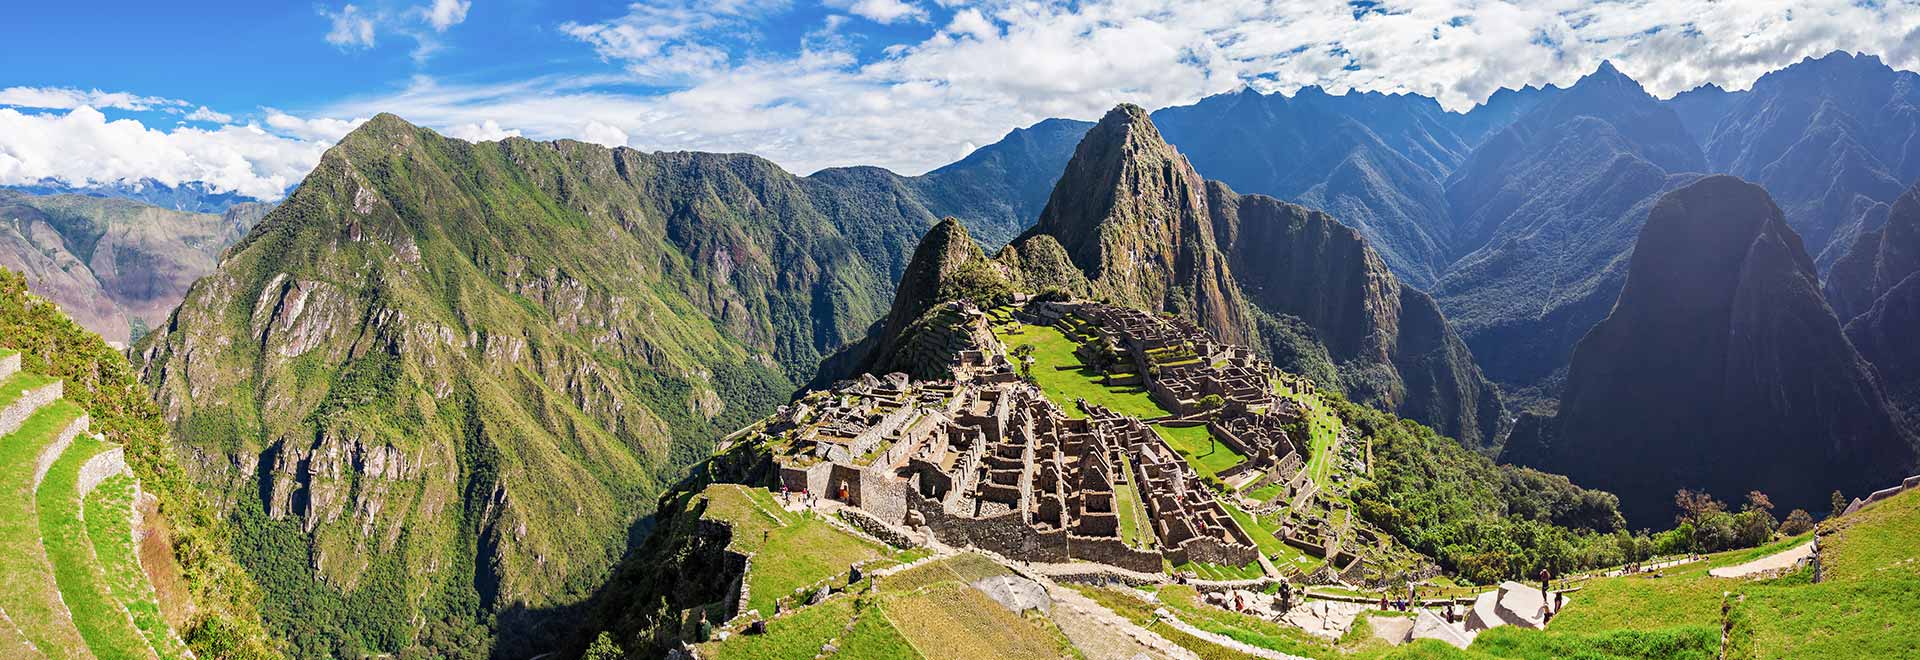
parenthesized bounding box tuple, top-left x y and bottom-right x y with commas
(87, 474, 190, 660)
(1, 370, 57, 409)
(39, 434, 155, 660)
(991, 322, 1164, 419)
(0, 399, 92, 659)
(700, 485, 900, 618)
(1223, 501, 1324, 574)
(1156, 424, 1247, 479)
(703, 553, 1074, 660)
(1275, 379, 1345, 486)
(1113, 453, 1155, 549)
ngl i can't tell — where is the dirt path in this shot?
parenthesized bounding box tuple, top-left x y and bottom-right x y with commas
(1709, 542, 1814, 578)
(1041, 579, 1195, 660)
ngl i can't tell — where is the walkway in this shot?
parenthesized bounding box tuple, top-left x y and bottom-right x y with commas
(1709, 542, 1815, 578)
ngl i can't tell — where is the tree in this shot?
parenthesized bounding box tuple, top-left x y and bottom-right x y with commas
(1831, 490, 1848, 518)
(583, 632, 624, 660)
(1743, 490, 1774, 515)
(1674, 489, 1725, 523)
(1778, 509, 1815, 536)
(1198, 394, 1225, 410)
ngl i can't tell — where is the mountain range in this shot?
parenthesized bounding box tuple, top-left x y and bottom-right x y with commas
(1505, 176, 1918, 525)
(0, 190, 271, 345)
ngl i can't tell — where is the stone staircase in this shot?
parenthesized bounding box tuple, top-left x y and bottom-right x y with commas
(0, 348, 192, 660)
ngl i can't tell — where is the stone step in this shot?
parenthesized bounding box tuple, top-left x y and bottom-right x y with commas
(1, 373, 63, 439)
(39, 433, 158, 660)
(0, 348, 19, 381)
(0, 399, 98, 660)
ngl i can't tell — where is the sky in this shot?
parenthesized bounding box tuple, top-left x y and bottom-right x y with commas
(3, 0, 1919, 201)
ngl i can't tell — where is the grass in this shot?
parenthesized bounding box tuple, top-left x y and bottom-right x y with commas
(1155, 424, 1246, 478)
(696, 594, 857, 659)
(0, 399, 93, 659)
(1113, 453, 1155, 549)
(877, 553, 1012, 594)
(884, 581, 1078, 660)
(1156, 585, 1345, 659)
(1070, 584, 1263, 659)
(1176, 559, 1267, 581)
(1244, 481, 1286, 504)
(1275, 379, 1343, 485)
(1222, 501, 1322, 573)
(701, 485, 894, 618)
(0, 371, 56, 410)
(38, 434, 156, 660)
(86, 473, 190, 660)
(992, 322, 1167, 419)
(835, 600, 923, 659)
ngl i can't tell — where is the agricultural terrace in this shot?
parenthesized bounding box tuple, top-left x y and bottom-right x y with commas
(700, 553, 1077, 660)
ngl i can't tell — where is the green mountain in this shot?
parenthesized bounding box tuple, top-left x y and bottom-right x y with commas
(0, 191, 271, 345)
(1505, 176, 1917, 526)
(131, 114, 1066, 657)
(993, 104, 1503, 448)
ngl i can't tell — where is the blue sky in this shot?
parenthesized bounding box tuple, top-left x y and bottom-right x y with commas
(3, 0, 1919, 200)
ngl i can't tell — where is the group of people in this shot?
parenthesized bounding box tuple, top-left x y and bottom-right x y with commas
(779, 484, 818, 508)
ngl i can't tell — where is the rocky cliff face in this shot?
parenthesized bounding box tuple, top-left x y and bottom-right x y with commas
(858, 217, 1009, 378)
(997, 104, 1502, 448)
(134, 114, 1039, 657)
(1434, 62, 1708, 404)
(1209, 186, 1503, 448)
(1505, 176, 1917, 526)
(1010, 104, 1252, 343)
(1830, 181, 1920, 418)
(0, 191, 271, 344)
(1705, 52, 1920, 270)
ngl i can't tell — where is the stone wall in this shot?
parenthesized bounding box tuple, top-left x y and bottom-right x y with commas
(838, 507, 919, 549)
(909, 491, 1068, 562)
(777, 462, 832, 497)
(1065, 535, 1164, 574)
(1169, 535, 1259, 568)
(32, 412, 89, 489)
(1, 379, 61, 437)
(76, 444, 128, 499)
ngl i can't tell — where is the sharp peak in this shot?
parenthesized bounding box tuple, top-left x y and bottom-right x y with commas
(1098, 103, 1153, 126)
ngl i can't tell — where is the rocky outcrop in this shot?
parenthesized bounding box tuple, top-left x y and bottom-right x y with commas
(1827, 183, 1920, 323)
(1000, 104, 1503, 448)
(1210, 188, 1503, 449)
(1506, 176, 1918, 525)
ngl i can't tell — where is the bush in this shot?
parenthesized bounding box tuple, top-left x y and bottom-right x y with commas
(1777, 509, 1814, 536)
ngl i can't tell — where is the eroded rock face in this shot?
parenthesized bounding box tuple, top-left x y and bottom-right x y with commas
(994, 104, 1503, 448)
(1506, 175, 1917, 526)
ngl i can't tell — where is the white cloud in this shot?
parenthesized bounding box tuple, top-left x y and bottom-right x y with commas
(0, 106, 331, 200)
(444, 119, 521, 141)
(263, 110, 367, 142)
(323, 4, 377, 48)
(829, 0, 927, 24)
(945, 8, 995, 41)
(0, 87, 189, 112)
(423, 0, 470, 31)
(560, 1, 787, 83)
(580, 120, 630, 148)
(184, 106, 234, 124)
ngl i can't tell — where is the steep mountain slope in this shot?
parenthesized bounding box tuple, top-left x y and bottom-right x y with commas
(0, 191, 270, 344)
(1009, 104, 1252, 343)
(1704, 51, 1920, 270)
(1, 267, 277, 659)
(996, 104, 1502, 448)
(905, 117, 1092, 248)
(1827, 182, 1920, 322)
(1830, 181, 1920, 417)
(1152, 88, 1476, 287)
(1209, 186, 1504, 450)
(131, 114, 1046, 657)
(1504, 176, 1916, 526)
(1433, 62, 1708, 402)
(857, 217, 1010, 378)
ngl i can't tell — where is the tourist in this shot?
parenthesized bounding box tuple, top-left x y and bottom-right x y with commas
(1538, 567, 1553, 612)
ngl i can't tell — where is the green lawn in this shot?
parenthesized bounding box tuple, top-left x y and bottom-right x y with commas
(0, 371, 57, 411)
(0, 399, 93, 659)
(1222, 501, 1322, 573)
(1155, 424, 1246, 479)
(1244, 481, 1286, 504)
(697, 594, 858, 659)
(992, 322, 1167, 419)
(87, 473, 189, 660)
(700, 485, 894, 618)
(1113, 454, 1155, 549)
(38, 434, 156, 660)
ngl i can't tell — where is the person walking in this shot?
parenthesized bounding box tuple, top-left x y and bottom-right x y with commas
(1537, 567, 1554, 614)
